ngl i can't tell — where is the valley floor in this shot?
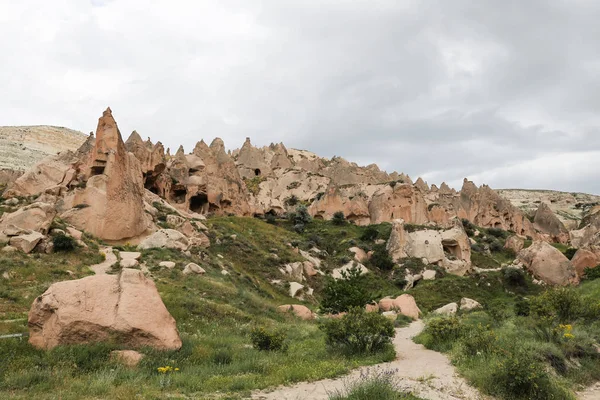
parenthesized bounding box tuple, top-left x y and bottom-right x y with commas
(252, 320, 486, 400)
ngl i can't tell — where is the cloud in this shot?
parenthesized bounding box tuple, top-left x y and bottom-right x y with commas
(0, 0, 599, 193)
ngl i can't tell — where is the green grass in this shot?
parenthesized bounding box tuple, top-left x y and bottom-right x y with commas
(328, 368, 424, 399)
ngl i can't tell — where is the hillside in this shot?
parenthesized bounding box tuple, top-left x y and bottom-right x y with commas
(0, 126, 87, 184)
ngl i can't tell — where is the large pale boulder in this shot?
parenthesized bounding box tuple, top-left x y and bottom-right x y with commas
(277, 304, 314, 320)
(571, 249, 599, 278)
(137, 229, 189, 251)
(28, 269, 182, 350)
(460, 298, 482, 311)
(440, 226, 471, 262)
(0, 202, 56, 235)
(9, 231, 44, 253)
(349, 247, 368, 263)
(533, 202, 569, 243)
(183, 263, 206, 275)
(434, 302, 458, 315)
(392, 294, 421, 320)
(332, 261, 369, 280)
(517, 241, 578, 286)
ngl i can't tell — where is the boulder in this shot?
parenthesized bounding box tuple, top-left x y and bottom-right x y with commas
(533, 202, 569, 243)
(9, 232, 44, 253)
(138, 229, 189, 251)
(289, 282, 304, 298)
(303, 261, 319, 277)
(517, 241, 578, 286)
(422, 270, 437, 280)
(392, 294, 421, 320)
(120, 252, 141, 268)
(504, 235, 525, 254)
(159, 261, 176, 269)
(571, 249, 599, 278)
(66, 227, 83, 241)
(332, 261, 369, 280)
(378, 298, 395, 312)
(0, 202, 56, 235)
(110, 350, 144, 368)
(349, 247, 368, 263)
(365, 303, 380, 313)
(183, 263, 205, 275)
(460, 298, 482, 311)
(277, 305, 314, 320)
(382, 311, 398, 321)
(28, 269, 182, 350)
(434, 302, 458, 315)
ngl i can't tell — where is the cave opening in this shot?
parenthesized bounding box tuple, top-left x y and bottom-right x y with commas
(190, 193, 209, 214)
(254, 168, 261, 176)
(172, 187, 187, 204)
(90, 165, 106, 176)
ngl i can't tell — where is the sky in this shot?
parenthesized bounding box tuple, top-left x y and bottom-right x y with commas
(1, 0, 600, 194)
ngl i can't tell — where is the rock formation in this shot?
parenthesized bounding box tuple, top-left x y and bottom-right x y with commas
(517, 241, 579, 286)
(533, 202, 569, 243)
(28, 269, 182, 350)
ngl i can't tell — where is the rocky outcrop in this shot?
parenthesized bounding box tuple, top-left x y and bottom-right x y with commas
(533, 202, 569, 243)
(277, 305, 315, 320)
(28, 269, 182, 350)
(369, 184, 429, 225)
(504, 235, 525, 254)
(0, 202, 56, 234)
(386, 219, 472, 276)
(571, 249, 599, 278)
(138, 229, 189, 251)
(517, 241, 578, 286)
(60, 108, 151, 241)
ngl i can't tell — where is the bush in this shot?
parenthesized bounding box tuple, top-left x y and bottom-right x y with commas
(265, 213, 277, 224)
(418, 316, 463, 352)
(319, 308, 395, 354)
(52, 234, 77, 252)
(583, 266, 600, 281)
(529, 287, 599, 323)
(328, 368, 417, 400)
(502, 267, 526, 287)
(250, 326, 287, 351)
(369, 244, 394, 271)
(487, 227, 508, 239)
(321, 266, 371, 313)
(332, 211, 346, 226)
(294, 223, 305, 233)
(489, 240, 504, 253)
(360, 227, 379, 241)
(288, 205, 312, 226)
(212, 350, 233, 365)
(459, 324, 498, 356)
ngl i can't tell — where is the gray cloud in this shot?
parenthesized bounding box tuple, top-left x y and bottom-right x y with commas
(1, 0, 599, 193)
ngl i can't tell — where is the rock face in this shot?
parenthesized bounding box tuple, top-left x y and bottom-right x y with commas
(28, 269, 182, 350)
(386, 219, 472, 276)
(517, 241, 579, 286)
(533, 202, 569, 243)
(392, 294, 421, 320)
(0, 202, 56, 234)
(138, 229, 189, 251)
(277, 305, 315, 320)
(504, 235, 525, 254)
(61, 108, 150, 241)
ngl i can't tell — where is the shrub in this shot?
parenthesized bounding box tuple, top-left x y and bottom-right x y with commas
(369, 244, 394, 271)
(289, 205, 312, 225)
(564, 247, 578, 260)
(321, 266, 371, 313)
(529, 287, 598, 323)
(212, 350, 233, 365)
(328, 368, 416, 400)
(360, 227, 379, 241)
(52, 234, 77, 252)
(332, 211, 346, 226)
(489, 240, 503, 253)
(502, 267, 526, 287)
(417, 316, 464, 352)
(319, 308, 395, 354)
(459, 324, 498, 356)
(583, 266, 600, 281)
(294, 223, 305, 233)
(487, 227, 508, 238)
(514, 297, 531, 316)
(250, 326, 287, 351)
(285, 195, 299, 206)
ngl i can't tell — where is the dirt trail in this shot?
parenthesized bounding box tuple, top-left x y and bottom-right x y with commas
(252, 320, 487, 400)
(578, 382, 600, 399)
(89, 247, 117, 274)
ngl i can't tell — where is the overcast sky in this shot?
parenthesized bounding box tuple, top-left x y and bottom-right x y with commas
(1, 1, 600, 194)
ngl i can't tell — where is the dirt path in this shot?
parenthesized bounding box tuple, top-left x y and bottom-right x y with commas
(252, 320, 487, 400)
(89, 247, 117, 275)
(578, 382, 600, 399)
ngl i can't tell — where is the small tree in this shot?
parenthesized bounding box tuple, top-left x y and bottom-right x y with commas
(321, 265, 370, 313)
(369, 243, 394, 271)
(360, 226, 379, 241)
(332, 211, 346, 226)
(52, 234, 77, 252)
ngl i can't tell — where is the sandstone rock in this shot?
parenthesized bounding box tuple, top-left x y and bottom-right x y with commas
(392, 294, 421, 320)
(332, 261, 369, 280)
(28, 269, 182, 350)
(111, 350, 144, 368)
(0, 202, 56, 235)
(166, 214, 186, 226)
(533, 202, 569, 243)
(120, 252, 141, 268)
(504, 235, 525, 254)
(434, 302, 458, 315)
(369, 184, 429, 225)
(281, 262, 305, 282)
(571, 249, 599, 278)
(289, 282, 304, 298)
(365, 303, 380, 313)
(1, 245, 17, 253)
(159, 261, 176, 269)
(422, 270, 437, 280)
(303, 261, 318, 277)
(183, 263, 205, 275)
(61, 108, 151, 241)
(138, 229, 189, 251)
(441, 226, 472, 263)
(277, 305, 314, 320)
(517, 241, 578, 286)
(349, 247, 368, 263)
(379, 298, 395, 312)
(460, 298, 482, 311)
(9, 232, 44, 253)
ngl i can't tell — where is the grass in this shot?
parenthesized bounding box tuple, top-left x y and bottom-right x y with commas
(328, 368, 424, 400)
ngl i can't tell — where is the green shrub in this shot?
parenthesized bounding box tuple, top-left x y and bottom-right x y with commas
(530, 288, 586, 323)
(418, 316, 464, 352)
(502, 267, 526, 287)
(328, 368, 420, 399)
(265, 213, 277, 224)
(487, 227, 508, 239)
(332, 211, 346, 226)
(250, 326, 287, 351)
(319, 308, 395, 354)
(288, 205, 312, 226)
(459, 324, 498, 356)
(360, 227, 379, 241)
(52, 234, 77, 252)
(294, 223, 305, 233)
(583, 266, 600, 281)
(321, 266, 371, 313)
(212, 350, 233, 365)
(489, 240, 504, 253)
(369, 243, 394, 271)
